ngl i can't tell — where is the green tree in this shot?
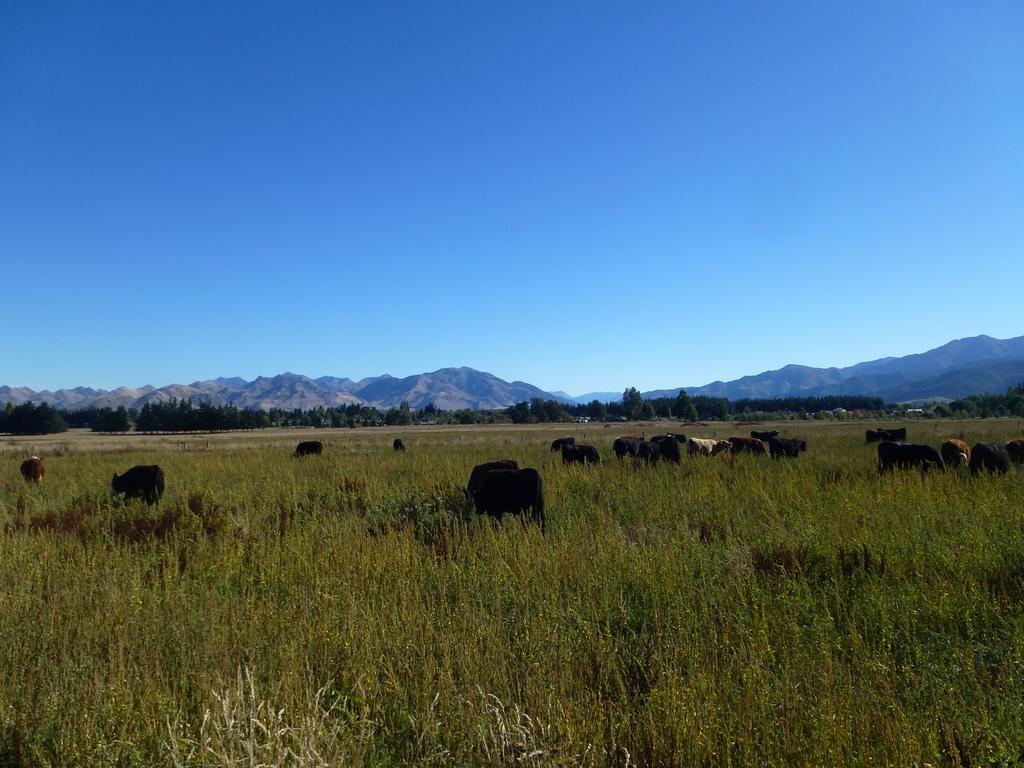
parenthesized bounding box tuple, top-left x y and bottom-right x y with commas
(623, 387, 644, 420)
(675, 390, 698, 422)
(506, 402, 534, 424)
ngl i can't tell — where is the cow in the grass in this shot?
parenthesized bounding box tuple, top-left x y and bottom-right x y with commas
(940, 439, 971, 468)
(295, 440, 323, 457)
(466, 460, 519, 500)
(613, 436, 643, 460)
(637, 441, 661, 464)
(1005, 439, 1024, 465)
(550, 437, 576, 452)
(969, 443, 1010, 476)
(393, 438, 406, 451)
(687, 438, 732, 457)
(562, 443, 600, 465)
(767, 436, 807, 459)
(877, 442, 943, 474)
(751, 430, 779, 441)
(111, 465, 165, 504)
(472, 468, 545, 532)
(729, 436, 767, 456)
(866, 428, 907, 443)
(20, 456, 44, 483)
(650, 434, 683, 463)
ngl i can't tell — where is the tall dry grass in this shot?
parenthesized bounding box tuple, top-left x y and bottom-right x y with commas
(0, 420, 1021, 766)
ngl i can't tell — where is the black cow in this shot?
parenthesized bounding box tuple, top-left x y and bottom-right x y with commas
(1005, 439, 1024, 465)
(729, 436, 767, 455)
(393, 438, 406, 451)
(877, 442, 943, 474)
(111, 465, 165, 504)
(295, 440, 323, 457)
(866, 428, 907, 443)
(562, 443, 600, 465)
(637, 441, 661, 464)
(751, 430, 779, 440)
(472, 468, 545, 532)
(969, 443, 1010, 476)
(466, 460, 519, 499)
(767, 437, 807, 459)
(613, 437, 642, 460)
(550, 437, 576, 452)
(650, 434, 683, 463)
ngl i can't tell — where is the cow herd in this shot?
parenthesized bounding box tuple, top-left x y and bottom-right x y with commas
(10, 429, 1024, 535)
(875, 437, 1024, 475)
(607, 431, 805, 463)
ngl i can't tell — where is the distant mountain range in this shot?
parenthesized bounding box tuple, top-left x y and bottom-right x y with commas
(0, 368, 569, 412)
(646, 334, 1024, 403)
(3, 334, 1022, 412)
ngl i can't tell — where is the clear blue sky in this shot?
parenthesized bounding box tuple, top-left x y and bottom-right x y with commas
(3, 1, 1022, 395)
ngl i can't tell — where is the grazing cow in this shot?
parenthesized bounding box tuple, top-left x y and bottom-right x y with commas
(939, 439, 971, 468)
(613, 436, 642, 460)
(111, 465, 165, 504)
(393, 438, 406, 452)
(562, 443, 600, 465)
(20, 456, 44, 483)
(750, 430, 779, 441)
(687, 438, 732, 457)
(466, 460, 519, 499)
(877, 442, 943, 474)
(650, 434, 683, 463)
(1005, 439, 1024, 465)
(866, 428, 907, 443)
(550, 437, 576, 452)
(729, 437, 767, 456)
(472, 468, 545, 532)
(637, 441, 661, 464)
(295, 440, 323, 457)
(767, 437, 807, 459)
(969, 443, 1010, 476)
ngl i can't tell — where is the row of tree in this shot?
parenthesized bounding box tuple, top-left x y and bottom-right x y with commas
(4, 386, 1021, 435)
(0, 402, 69, 435)
(941, 385, 1024, 418)
(135, 400, 270, 432)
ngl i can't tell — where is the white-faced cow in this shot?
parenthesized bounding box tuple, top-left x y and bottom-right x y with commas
(111, 465, 165, 504)
(940, 439, 971, 468)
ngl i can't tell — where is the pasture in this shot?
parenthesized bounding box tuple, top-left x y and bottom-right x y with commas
(1, 420, 1023, 766)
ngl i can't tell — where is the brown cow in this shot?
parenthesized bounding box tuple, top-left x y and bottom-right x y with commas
(940, 439, 971, 468)
(20, 456, 44, 483)
(728, 436, 767, 455)
(1005, 439, 1024, 465)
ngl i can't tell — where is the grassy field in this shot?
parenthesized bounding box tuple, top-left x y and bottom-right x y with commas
(1, 420, 1022, 767)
